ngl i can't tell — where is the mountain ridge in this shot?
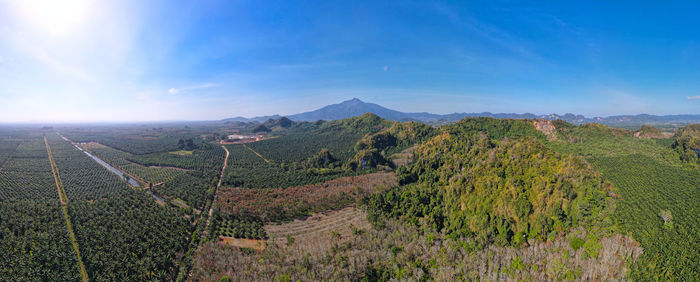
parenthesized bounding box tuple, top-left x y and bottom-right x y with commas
(222, 98, 700, 126)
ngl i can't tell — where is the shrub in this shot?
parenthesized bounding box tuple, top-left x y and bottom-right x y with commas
(583, 234, 602, 258)
(570, 237, 585, 250)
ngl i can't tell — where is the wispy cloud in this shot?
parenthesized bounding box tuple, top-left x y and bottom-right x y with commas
(168, 83, 221, 94)
(687, 95, 700, 100)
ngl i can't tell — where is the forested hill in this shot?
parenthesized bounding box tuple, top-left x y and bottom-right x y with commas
(364, 117, 616, 247)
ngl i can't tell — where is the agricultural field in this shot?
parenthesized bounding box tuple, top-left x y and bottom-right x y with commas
(0, 130, 80, 280)
(79, 142, 187, 185)
(68, 189, 190, 280)
(58, 123, 217, 155)
(0, 200, 81, 280)
(220, 115, 395, 189)
(590, 155, 699, 280)
(46, 134, 131, 201)
(0, 128, 200, 281)
(215, 218, 266, 239)
(0, 134, 57, 202)
(544, 123, 700, 280)
(221, 142, 371, 189)
(70, 135, 225, 210)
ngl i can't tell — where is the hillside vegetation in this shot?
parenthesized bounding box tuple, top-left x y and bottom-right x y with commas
(364, 118, 616, 249)
(672, 124, 700, 165)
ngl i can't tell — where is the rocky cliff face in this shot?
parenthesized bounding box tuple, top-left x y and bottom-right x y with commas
(533, 119, 557, 140)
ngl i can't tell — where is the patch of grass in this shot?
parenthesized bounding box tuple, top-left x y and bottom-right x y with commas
(169, 150, 193, 155)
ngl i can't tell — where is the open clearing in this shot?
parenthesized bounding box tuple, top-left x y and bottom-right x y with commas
(265, 206, 370, 253)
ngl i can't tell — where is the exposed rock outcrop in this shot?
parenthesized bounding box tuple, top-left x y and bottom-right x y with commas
(533, 119, 557, 140)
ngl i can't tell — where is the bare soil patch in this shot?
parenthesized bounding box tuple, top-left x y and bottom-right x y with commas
(219, 236, 266, 251)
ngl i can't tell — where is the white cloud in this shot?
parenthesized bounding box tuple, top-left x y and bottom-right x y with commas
(0, 56, 4, 64)
(383, 65, 389, 71)
(168, 83, 220, 94)
(687, 95, 700, 100)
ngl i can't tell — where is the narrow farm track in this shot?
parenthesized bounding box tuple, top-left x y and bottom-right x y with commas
(182, 145, 230, 280)
(203, 145, 230, 238)
(243, 143, 270, 163)
(45, 136, 89, 282)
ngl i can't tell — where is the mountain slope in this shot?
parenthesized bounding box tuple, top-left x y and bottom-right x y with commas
(287, 98, 443, 122)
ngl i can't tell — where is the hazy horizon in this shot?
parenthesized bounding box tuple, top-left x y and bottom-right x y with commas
(1, 1, 699, 122)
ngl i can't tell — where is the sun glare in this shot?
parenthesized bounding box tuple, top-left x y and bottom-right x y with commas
(15, 0, 92, 36)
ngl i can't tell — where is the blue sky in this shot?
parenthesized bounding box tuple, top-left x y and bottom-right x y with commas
(0, 0, 698, 122)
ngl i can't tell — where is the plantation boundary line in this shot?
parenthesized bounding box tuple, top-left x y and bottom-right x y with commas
(45, 136, 89, 282)
(243, 143, 270, 163)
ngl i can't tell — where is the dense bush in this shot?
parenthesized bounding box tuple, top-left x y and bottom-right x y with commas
(671, 124, 700, 165)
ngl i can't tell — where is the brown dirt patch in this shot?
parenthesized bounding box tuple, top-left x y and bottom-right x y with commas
(219, 236, 266, 251)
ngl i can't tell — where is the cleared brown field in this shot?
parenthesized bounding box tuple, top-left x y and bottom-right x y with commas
(219, 236, 266, 251)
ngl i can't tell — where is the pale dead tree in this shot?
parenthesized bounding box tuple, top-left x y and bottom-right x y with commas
(659, 210, 673, 225)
